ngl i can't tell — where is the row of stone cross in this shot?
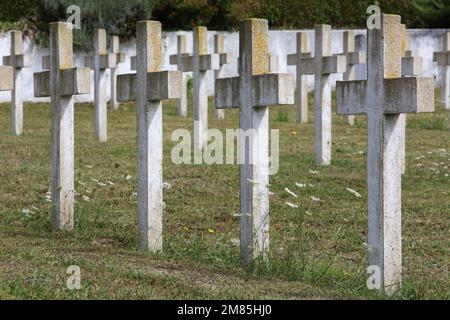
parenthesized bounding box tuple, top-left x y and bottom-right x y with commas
(0, 15, 446, 293)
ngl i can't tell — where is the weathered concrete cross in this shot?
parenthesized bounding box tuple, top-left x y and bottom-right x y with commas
(399, 24, 423, 175)
(340, 30, 366, 125)
(116, 21, 182, 252)
(109, 35, 126, 110)
(3, 31, 29, 135)
(34, 22, 91, 231)
(213, 34, 232, 120)
(215, 18, 294, 266)
(336, 14, 434, 292)
(433, 32, 450, 109)
(169, 35, 190, 117)
(286, 32, 312, 123)
(298, 25, 346, 165)
(85, 29, 118, 142)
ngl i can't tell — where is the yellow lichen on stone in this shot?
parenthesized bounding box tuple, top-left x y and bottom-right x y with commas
(195, 26, 207, 55)
(52, 22, 73, 70)
(248, 19, 269, 75)
(382, 14, 401, 79)
(147, 21, 162, 72)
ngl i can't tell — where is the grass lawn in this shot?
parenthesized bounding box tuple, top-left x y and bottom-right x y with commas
(0, 91, 448, 299)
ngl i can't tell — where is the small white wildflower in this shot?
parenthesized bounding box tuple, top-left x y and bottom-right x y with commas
(284, 187, 298, 198)
(231, 239, 240, 247)
(295, 182, 306, 188)
(21, 208, 32, 216)
(82, 195, 90, 202)
(310, 196, 320, 202)
(308, 169, 319, 174)
(357, 150, 364, 155)
(44, 192, 51, 203)
(346, 188, 362, 198)
(125, 174, 132, 180)
(285, 202, 299, 209)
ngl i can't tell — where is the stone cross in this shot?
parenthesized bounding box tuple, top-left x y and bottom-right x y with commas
(287, 32, 312, 123)
(299, 25, 346, 165)
(84, 29, 117, 142)
(215, 18, 294, 266)
(191, 26, 218, 151)
(34, 22, 91, 231)
(116, 21, 182, 252)
(3, 31, 29, 135)
(433, 32, 450, 109)
(109, 35, 126, 110)
(341, 30, 366, 125)
(401, 25, 422, 76)
(169, 35, 190, 117)
(336, 14, 434, 293)
(400, 25, 423, 175)
(213, 34, 232, 120)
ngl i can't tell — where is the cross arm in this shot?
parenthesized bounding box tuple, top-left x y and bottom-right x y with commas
(336, 80, 367, 115)
(298, 57, 315, 75)
(3, 54, 30, 68)
(215, 77, 240, 109)
(199, 54, 219, 71)
(252, 73, 295, 107)
(401, 56, 423, 76)
(169, 53, 190, 65)
(147, 71, 182, 101)
(117, 71, 183, 102)
(0, 65, 13, 91)
(383, 76, 434, 114)
(286, 53, 312, 66)
(219, 52, 232, 65)
(347, 51, 366, 65)
(433, 51, 450, 66)
(337, 77, 435, 115)
(322, 55, 346, 74)
(34, 67, 91, 97)
(85, 53, 117, 69)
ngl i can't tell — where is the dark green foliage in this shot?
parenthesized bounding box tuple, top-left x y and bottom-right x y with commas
(413, 0, 450, 28)
(0, 0, 448, 45)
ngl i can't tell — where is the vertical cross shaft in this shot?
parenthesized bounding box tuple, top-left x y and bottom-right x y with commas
(367, 15, 403, 292)
(239, 19, 271, 265)
(193, 26, 209, 152)
(94, 29, 108, 142)
(136, 21, 164, 251)
(3, 31, 27, 135)
(109, 35, 125, 110)
(213, 34, 231, 120)
(315, 25, 332, 165)
(51, 22, 76, 231)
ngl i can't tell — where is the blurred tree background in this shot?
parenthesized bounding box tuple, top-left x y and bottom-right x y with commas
(0, 0, 449, 49)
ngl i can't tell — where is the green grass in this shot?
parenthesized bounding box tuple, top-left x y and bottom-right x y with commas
(0, 93, 449, 300)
